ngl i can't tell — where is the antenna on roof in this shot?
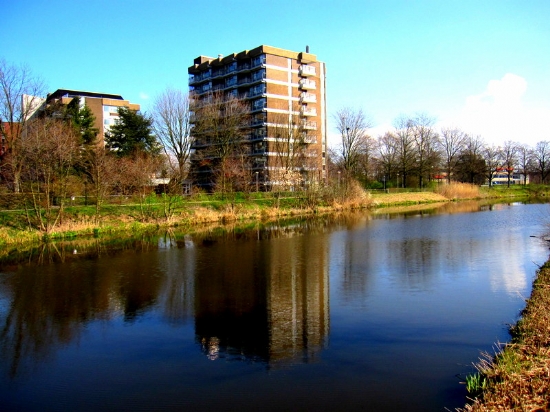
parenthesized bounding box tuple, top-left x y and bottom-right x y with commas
(306, 45, 310, 53)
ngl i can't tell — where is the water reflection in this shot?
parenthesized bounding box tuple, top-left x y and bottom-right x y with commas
(0, 200, 548, 412)
(0, 220, 331, 378)
(194, 229, 329, 366)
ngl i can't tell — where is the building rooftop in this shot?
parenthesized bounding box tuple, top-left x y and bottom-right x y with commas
(189, 45, 318, 73)
(46, 89, 125, 102)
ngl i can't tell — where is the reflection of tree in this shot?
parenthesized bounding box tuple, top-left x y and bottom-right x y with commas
(0, 238, 176, 377)
(0, 219, 333, 378)
(0, 259, 116, 378)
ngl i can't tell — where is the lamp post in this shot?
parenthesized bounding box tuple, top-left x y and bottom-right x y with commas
(396, 173, 399, 191)
(255, 171, 259, 192)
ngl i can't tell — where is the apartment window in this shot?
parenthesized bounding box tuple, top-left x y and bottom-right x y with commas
(103, 105, 119, 113)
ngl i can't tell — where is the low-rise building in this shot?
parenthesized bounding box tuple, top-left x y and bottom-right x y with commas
(45, 89, 140, 143)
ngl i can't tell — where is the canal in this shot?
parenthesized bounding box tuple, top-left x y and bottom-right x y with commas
(0, 201, 548, 411)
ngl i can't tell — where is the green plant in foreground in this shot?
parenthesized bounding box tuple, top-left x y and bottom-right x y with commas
(465, 372, 487, 394)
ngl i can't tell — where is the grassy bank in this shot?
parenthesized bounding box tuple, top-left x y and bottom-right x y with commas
(0, 183, 543, 248)
(461, 260, 550, 411)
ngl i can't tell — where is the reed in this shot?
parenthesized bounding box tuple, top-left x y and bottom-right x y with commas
(435, 183, 481, 199)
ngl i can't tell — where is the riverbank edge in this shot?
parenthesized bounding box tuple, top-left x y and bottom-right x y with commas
(0, 190, 534, 249)
(460, 259, 550, 411)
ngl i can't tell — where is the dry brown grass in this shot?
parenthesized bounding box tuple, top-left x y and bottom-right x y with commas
(370, 192, 448, 206)
(461, 262, 550, 411)
(435, 183, 481, 199)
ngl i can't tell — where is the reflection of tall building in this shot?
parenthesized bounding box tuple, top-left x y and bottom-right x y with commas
(267, 235, 329, 365)
(194, 231, 329, 365)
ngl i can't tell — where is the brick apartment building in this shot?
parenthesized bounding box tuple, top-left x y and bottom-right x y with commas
(188, 45, 327, 190)
(45, 89, 140, 143)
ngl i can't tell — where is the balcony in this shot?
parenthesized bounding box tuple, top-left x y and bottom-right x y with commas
(237, 63, 251, 72)
(225, 78, 237, 88)
(299, 65, 316, 77)
(300, 92, 316, 103)
(301, 107, 317, 117)
(238, 77, 252, 86)
(252, 70, 266, 82)
(303, 135, 317, 144)
(249, 86, 266, 98)
(302, 121, 317, 130)
(252, 55, 266, 68)
(299, 79, 316, 90)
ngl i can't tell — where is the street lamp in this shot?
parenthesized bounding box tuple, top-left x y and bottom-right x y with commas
(255, 171, 259, 192)
(396, 173, 399, 190)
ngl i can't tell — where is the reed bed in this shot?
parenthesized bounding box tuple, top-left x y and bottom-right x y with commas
(435, 183, 481, 199)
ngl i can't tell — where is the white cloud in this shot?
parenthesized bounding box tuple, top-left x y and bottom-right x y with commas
(441, 73, 550, 147)
(139, 92, 150, 100)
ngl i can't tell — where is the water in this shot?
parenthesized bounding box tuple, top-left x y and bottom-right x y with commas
(0, 201, 548, 411)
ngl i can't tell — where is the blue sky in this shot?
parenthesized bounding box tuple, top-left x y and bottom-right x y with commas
(3, 0, 549, 147)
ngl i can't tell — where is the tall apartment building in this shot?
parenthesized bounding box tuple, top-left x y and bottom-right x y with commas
(188, 45, 327, 190)
(45, 89, 140, 143)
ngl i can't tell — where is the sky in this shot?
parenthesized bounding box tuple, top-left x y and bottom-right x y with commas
(2, 0, 549, 147)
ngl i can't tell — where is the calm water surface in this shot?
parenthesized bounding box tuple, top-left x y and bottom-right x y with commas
(0, 201, 548, 411)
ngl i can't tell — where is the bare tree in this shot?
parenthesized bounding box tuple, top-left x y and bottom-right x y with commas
(80, 146, 119, 219)
(376, 132, 400, 186)
(456, 135, 486, 184)
(516, 143, 533, 186)
(482, 145, 502, 187)
(269, 109, 310, 191)
(410, 114, 440, 188)
(334, 107, 372, 179)
(394, 115, 417, 187)
(501, 140, 519, 187)
(0, 58, 46, 192)
(439, 127, 466, 183)
(20, 118, 79, 232)
(190, 92, 250, 193)
(533, 141, 550, 184)
(152, 88, 193, 185)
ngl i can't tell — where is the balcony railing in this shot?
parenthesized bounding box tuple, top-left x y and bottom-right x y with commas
(252, 56, 266, 68)
(299, 79, 316, 90)
(301, 107, 317, 117)
(238, 77, 252, 86)
(300, 92, 317, 103)
(299, 65, 316, 77)
(248, 87, 266, 98)
(250, 116, 266, 127)
(237, 63, 251, 72)
(302, 121, 317, 130)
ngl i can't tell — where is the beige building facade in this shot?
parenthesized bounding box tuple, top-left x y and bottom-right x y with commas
(45, 89, 140, 143)
(188, 45, 327, 190)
